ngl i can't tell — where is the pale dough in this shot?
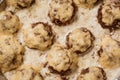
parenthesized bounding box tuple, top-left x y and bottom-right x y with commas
(23, 22, 55, 51)
(0, 11, 21, 34)
(0, 34, 24, 72)
(47, 43, 78, 73)
(48, 0, 75, 25)
(101, 0, 120, 26)
(98, 35, 120, 69)
(66, 28, 94, 54)
(10, 65, 43, 80)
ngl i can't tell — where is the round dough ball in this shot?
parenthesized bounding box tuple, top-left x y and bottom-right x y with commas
(98, 35, 120, 69)
(0, 11, 21, 34)
(47, 43, 78, 73)
(6, 0, 35, 8)
(66, 28, 94, 54)
(0, 34, 24, 72)
(73, 0, 98, 8)
(10, 65, 43, 80)
(23, 22, 55, 51)
(48, 0, 75, 25)
(77, 67, 107, 80)
(97, 0, 120, 29)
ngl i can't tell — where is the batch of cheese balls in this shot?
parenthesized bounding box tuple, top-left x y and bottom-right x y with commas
(0, 0, 120, 80)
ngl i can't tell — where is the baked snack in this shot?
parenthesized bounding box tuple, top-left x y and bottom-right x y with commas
(6, 0, 35, 9)
(10, 65, 43, 80)
(47, 43, 78, 74)
(66, 28, 95, 54)
(48, 0, 76, 25)
(77, 67, 107, 80)
(0, 34, 24, 72)
(97, 0, 120, 30)
(73, 0, 98, 8)
(0, 71, 7, 80)
(0, 11, 21, 34)
(23, 22, 55, 51)
(98, 35, 120, 69)
(0, 0, 6, 12)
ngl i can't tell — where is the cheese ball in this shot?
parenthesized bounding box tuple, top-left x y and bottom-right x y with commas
(66, 28, 95, 54)
(6, 0, 35, 9)
(48, 0, 76, 25)
(97, 0, 120, 30)
(0, 34, 24, 72)
(77, 67, 107, 80)
(98, 35, 120, 69)
(73, 0, 98, 8)
(0, 11, 21, 34)
(47, 43, 78, 74)
(23, 22, 55, 51)
(10, 65, 43, 80)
